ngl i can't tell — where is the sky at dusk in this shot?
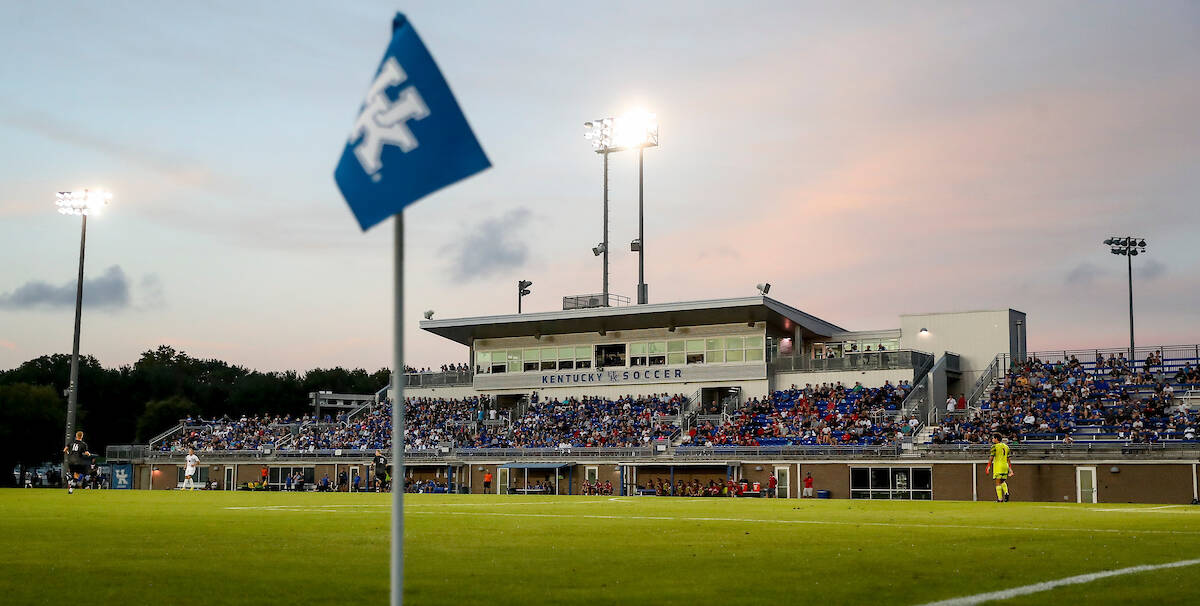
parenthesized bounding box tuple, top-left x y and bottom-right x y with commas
(1, 1, 1198, 372)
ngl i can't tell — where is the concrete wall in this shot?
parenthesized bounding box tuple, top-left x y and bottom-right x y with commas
(900, 309, 1023, 388)
(131, 458, 1199, 504)
(772, 369, 911, 391)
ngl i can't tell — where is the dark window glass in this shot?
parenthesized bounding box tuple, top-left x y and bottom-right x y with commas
(912, 468, 932, 490)
(870, 468, 890, 490)
(851, 468, 870, 489)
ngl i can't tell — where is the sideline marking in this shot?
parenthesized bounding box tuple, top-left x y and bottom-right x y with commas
(916, 557, 1200, 606)
(224, 500, 615, 512)
(403, 510, 1200, 536)
(1036, 505, 1200, 514)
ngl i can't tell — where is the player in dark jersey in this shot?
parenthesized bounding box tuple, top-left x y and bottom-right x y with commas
(63, 431, 91, 494)
(373, 450, 388, 493)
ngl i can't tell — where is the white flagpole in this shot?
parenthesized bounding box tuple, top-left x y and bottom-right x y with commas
(392, 211, 406, 606)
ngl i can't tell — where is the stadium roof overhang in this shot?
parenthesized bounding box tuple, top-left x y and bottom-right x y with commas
(419, 296, 846, 346)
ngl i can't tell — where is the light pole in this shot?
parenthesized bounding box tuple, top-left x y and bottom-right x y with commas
(584, 111, 658, 305)
(518, 280, 532, 313)
(1103, 236, 1147, 363)
(56, 189, 111, 485)
(584, 118, 614, 306)
(624, 111, 658, 305)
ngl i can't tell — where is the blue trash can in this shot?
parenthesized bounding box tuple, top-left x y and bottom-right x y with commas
(816, 489, 831, 499)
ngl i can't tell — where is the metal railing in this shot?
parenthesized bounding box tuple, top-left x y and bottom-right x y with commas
(673, 445, 902, 459)
(1017, 343, 1200, 370)
(402, 370, 473, 388)
(967, 354, 1004, 408)
(562, 293, 631, 309)
(769, 349, 934, 374)
(108, 441, 1200, 464)
(457, 447, 654, 459)
(147, 422, 184, 449)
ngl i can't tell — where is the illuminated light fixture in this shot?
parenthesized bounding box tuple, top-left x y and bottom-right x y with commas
(56, 189, 112, 216)
(57, 187, 113, 487)
(920, 328, 929, 334)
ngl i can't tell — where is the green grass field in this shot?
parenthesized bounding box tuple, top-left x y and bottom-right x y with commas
(2, 489, 1200, 605)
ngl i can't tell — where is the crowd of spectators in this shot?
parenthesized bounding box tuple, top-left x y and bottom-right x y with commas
(403, 363, 469, 374)
(504, 394, 684, 448)
(156, 382, 934, 453)
(161, 414, 311, 452)
(928, 353, 1199, 445)
(684, 382, 913, 447)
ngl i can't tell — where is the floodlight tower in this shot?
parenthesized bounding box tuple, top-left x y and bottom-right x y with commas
(584, 111, 659, 305)
(584, 118, 615, 306)
(55, 188, 111, 485)
(1103, 236, 1148, 363)
(620, 111, 659, 305)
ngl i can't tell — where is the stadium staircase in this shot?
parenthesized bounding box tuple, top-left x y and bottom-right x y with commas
(148, 422, 186, 450)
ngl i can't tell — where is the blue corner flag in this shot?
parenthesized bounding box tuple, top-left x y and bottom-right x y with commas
(335, 13, 490, 231)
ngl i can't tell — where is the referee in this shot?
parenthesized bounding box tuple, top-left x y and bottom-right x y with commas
(63, 430, 92, 494)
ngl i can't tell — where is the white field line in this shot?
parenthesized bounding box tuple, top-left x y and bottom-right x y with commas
(223, 500, 615, 511)
(402, 509, 1200, 536)
(915, 557, 1200, 606)
(1036, 505, 1200, 514)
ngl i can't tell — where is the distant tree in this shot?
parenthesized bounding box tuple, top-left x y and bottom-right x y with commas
(0, 383, 66, 487)
(1, 346, 396, 451)
(136, 395, 199, 443)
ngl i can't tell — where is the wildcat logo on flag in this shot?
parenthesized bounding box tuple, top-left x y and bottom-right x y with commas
(335, 13, 490, 231)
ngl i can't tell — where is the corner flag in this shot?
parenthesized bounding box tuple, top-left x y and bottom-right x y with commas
(333, 13, 490, 606)
(335, 13, 491, 231)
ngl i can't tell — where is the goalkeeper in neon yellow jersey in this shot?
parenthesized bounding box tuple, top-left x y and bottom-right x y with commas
(985, 434, 1014, 502)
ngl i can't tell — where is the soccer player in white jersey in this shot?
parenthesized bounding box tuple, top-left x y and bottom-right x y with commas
(183, 448, 200, 490)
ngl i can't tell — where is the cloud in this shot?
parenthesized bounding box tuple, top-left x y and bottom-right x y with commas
(0, 339, 15, 351)
(1065, 262, 1104, 285)
(442, 208, 531, 281)
(0, 265, 132, 310)
(1137, 258, 1167, 280)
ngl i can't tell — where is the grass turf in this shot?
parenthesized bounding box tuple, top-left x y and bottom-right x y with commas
(2, 489, 1199, 605)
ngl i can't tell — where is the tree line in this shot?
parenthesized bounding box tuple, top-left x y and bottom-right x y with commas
(0, 345, 389, 486)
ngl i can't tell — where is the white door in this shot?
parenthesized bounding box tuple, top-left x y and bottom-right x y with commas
(774, 466, 790, 498)
(1077, 467, 1097, 503)
(498, 468, 509, 494)
(349, 466, 360, 492)
(224, 467, 235, 491)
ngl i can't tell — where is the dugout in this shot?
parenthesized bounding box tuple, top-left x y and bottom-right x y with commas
(497, 462, 573, 495)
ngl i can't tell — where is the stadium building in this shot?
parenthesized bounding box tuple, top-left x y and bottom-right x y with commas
(108, 295, 1200, 505)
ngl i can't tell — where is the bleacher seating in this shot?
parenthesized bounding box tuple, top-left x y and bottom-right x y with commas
(929, 351, 1200, 445)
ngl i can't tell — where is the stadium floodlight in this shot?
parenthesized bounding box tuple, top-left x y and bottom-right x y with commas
(517, 280, 532, 314)
(584, 110, 660, 306)
(630, 238, 641, 252)
(1103, 235, 1148, 363)
(56, 188, 112, 487)
(423, 310, 434, 320)
(756, 283, 771, 295)
(592, 243, 606, 256)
